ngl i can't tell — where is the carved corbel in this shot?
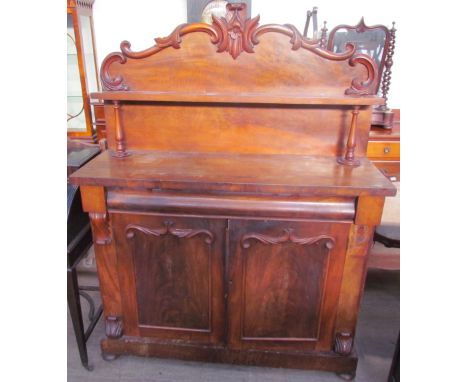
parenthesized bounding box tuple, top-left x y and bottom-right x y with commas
(89, 212, 112, 245)
(334, 332, 354, 355)
(105, 316, 123, 339)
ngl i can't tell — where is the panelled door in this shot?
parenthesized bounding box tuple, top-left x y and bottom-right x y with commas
(227, 219, 350, 352)
(111, 212, 226, 345)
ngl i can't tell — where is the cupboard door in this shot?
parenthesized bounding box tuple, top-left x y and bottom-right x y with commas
(111, 213, 226, 345)
(227, 220, 350, 351)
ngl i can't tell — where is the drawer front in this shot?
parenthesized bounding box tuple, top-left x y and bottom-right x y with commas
(227, 219, 350, 352)
(107, 189, 356, 221)
(367, 141, 400, 160)
(111, 212, 226, 345)
(372, 161, 400, 181)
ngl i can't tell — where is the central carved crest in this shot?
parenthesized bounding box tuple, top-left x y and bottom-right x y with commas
(212, 3, 259, 59)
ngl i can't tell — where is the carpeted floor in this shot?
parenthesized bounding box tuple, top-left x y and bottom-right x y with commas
(68, 253, 399, 382)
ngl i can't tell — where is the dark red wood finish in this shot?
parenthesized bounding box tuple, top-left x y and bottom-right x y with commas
(227, 220, 349, 352)
(111, 213, 225, 344)
(70, 3, 395, 377)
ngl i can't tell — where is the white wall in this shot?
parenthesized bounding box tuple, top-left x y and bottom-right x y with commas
(93, 0, 401, 108)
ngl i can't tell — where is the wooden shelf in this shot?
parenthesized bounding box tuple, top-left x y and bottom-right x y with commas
(91, 91, 384, 106)
(70, 150, 396, 197)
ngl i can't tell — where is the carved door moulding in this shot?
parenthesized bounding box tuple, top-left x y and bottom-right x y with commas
(125, 221, 215, 244)
(241, 228, 335, 249)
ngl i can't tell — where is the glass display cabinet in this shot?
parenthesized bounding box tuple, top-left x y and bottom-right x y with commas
(67, 0, 100, 141)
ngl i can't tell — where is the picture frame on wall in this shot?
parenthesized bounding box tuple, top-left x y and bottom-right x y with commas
(187, 0, 251, 24)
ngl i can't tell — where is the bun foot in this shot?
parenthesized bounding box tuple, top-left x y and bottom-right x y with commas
(336, 371, 356, 381)
(102, 352, 119, 362)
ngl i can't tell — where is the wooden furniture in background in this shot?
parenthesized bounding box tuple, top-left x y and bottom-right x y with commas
(368, 110, 400, 269)
(67, 0, 100, 142)
(327, 18, 397, 128)
(67, 139, 103, 370)
(70, 3, 396, 379)
(368, 109, 400, 181)
(92, 102, 106, 142)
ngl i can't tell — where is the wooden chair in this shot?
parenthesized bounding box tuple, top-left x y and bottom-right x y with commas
(67, 139, 105, 370)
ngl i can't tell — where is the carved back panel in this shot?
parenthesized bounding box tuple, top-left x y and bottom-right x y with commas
(103, 30, 370, 96)
(96, 3, 380, 158)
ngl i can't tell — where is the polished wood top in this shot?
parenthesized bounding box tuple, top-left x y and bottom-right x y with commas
(91, 91, 384, 106)
(70, 150, 395, 197)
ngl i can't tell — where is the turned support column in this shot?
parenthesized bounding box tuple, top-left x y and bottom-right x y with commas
(112, 101, 130, 158)
(338, 106, 361, 166)
(377, 22, 396, 112)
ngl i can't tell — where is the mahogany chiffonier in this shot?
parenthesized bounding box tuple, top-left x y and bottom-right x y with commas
(70, 3, 396, 378)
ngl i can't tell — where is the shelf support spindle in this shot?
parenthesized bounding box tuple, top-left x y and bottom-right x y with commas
(112, 101, 130, 158)
(338, 106, 361, 166)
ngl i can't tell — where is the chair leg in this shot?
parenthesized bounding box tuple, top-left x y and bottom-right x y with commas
(67, 267, 92, 371)
(374, 231, 400, 248)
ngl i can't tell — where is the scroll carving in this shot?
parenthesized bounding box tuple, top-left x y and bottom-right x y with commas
(344, 54, 378, 95)
(100, 53, 129, 91)
(120, 23, 220, 59)
(328, 17, 391, 96)
(89, 212, 111, 245)
(105, 316, 123, 339)
(100, 3, 377, 95)
(334, 332, 353, 355)
(241, 228, 335, 249)
(125, 221, 214, 244)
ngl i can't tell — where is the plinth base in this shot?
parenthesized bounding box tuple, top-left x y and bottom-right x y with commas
(101, 336, 358, 375)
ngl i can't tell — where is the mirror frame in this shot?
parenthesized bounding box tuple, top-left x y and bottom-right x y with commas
(327, 18, 394, 97)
